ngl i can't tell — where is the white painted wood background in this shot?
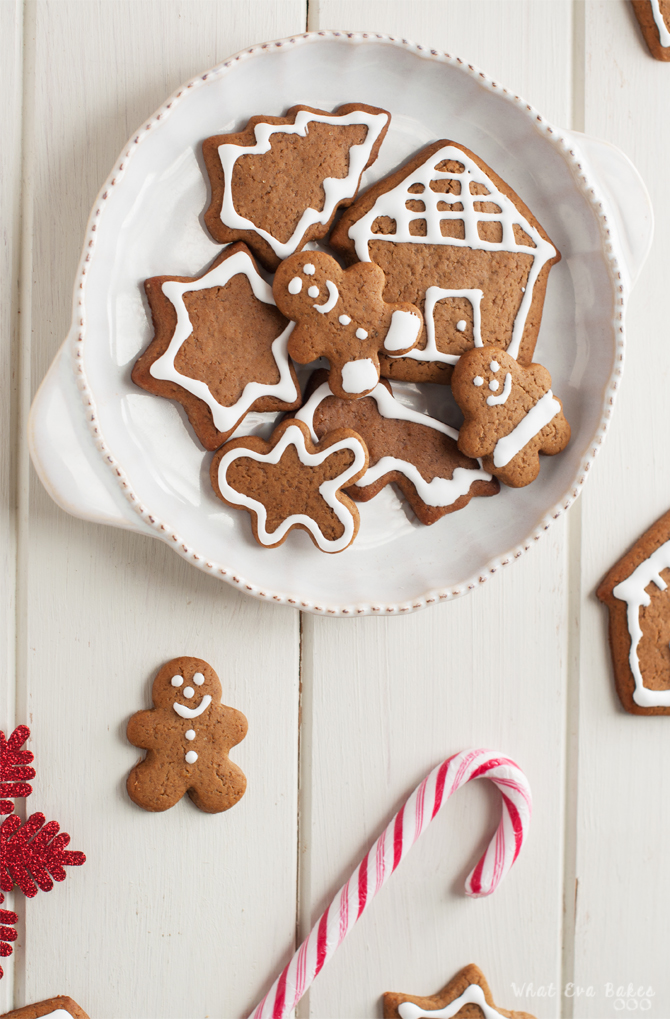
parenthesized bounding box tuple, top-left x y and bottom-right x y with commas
(0, 1, 668, 1017)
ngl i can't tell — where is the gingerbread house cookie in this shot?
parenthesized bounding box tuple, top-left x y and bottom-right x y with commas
(597, 509, 670, 714)
(295, 371, 498, 524)
(632, 0, 670, 59)
(451, 345, 570, 488)
(331, 139, 560, 384)
(1, 997, 90, 1018)
(383, 963, 536, 1019)
(211, 418, 368, 553)
(273, 251, 422, 399)
(202, 103, 390, 271)
(132, 243, 300, 451)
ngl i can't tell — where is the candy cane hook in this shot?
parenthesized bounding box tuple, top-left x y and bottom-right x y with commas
(249, 748, 532, 1019)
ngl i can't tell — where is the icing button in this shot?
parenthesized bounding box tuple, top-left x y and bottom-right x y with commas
(355, 328, 368, 339)
(184, 751, 198, 765)
(339, 315, 351, 326)
(185, 729, 196, 741)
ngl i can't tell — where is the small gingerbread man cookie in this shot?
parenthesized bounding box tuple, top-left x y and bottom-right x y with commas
(126, 657, 247, 814)
(273, 250, 422, 399)
(451, 345, 570, 488)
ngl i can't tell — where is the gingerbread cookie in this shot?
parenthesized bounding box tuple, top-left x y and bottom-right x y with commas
(202, 104, 391, 271)
(597, 509, 670, 714)
(132, 243, 300, 451)
(295, 372, 498, 524)
(383, 963, 536, 1019)
(632, 0, 670, 59)
(451, 346, 570, 488)
(331, 140, 560, 384)
(273, 251, 422, 399)
(127, 657, 247, 813)
(1, 997, 90, 1018)
(210, 418, 368, 552)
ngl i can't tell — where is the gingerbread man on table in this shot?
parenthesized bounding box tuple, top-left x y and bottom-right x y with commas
(126, 656, 247, 814)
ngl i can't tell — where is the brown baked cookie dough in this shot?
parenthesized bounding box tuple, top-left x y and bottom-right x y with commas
(127, 657, 247, 813)
(330, 139, 560, 384)
(1, 997, 90, 1018)
(383, 963, 536, 1019)
(632, 0, 670, 59)
(202, 103, 390, 270)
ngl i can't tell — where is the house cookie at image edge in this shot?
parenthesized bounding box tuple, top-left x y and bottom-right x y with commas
(202, 103, 391, 271)
(132, 243, 300, 451)
(632, 0, 670, 59)
(294, 370, 499, 524)
(597, 509, 670, 714)
(1, 997, 90, 1018)
(330, 139, 560, 384)
(383, 963, 536, 1019)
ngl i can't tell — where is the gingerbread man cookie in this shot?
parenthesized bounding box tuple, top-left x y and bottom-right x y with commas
(451, 345, 570, 488)
(273, 251, 423, 399)
(126, 657, 247, 814)
(383, 963, 536, 1019)
(211, 418, 368, 553)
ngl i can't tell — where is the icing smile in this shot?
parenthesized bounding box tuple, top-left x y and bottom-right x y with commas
(312, 279, 339, 314)
(173, 695, 212, 719)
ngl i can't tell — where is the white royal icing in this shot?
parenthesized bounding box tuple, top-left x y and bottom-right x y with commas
(150, 249, 297, 434)
(341, 358, 378, 393)
(193, 672, 205, 686)
(217, 109, 389, 259)
(487, 372, 512, 406)
(473, 376, 484, 387)
(397, 287, 483, 366)
(171, 675, 183, 687)
(456, 319, 467, 332)
(493, 390, 560, 468)
(339, 314, 351, 325)
(185, 729, 196, 740)
(288, 276, 302, 295)
(651, 0, 670, 46)
(355, 328, 369, 340)
(183, 686, 195, 699)
(307, 285, 319, 298)
(185, 751, 198, 765)
(313, 280, 339, 314)
(303, 263, 316, 275)
(612, 540, 670, 707)
(384, 309, 422, 352)
(41, 1012, 77, 1019)
(296, 381, 492, 507)
(216, 423, 367, 553)
(348, 143, 557, 359)
(397, 983, 505, 1019)
(173, 695, 212, 719)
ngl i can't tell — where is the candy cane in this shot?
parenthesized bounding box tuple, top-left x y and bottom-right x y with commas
(250, 748, 531, 1019)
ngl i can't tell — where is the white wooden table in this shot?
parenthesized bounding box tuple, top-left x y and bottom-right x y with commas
(1, 1, 668, 1017)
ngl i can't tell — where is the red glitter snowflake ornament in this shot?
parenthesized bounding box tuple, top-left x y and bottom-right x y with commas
(0, 812, 86, 898)
(0, 893, 17, 979)
(0, 726, 35, 815)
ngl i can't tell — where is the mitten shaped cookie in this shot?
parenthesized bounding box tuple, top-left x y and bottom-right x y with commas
(127, 657, 247, 814)
(273, 251, 422, 399)
(210, 417, 368, 553)
(451, 345, 570, 488)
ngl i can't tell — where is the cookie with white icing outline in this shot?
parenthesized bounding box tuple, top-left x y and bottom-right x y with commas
(273, 250, 422, 400)
(632, 0, 670, 59)
(597, 509, 670, 714)
(383, 963, 536, 1019)
(210, 418, 368, 553)
(132, 243, 301, 451)
(126, 657, 247, 813)
(331, 139, 560, 384)
(451, 345, 570, 488)
(294, 370, 499, 525)
(202, 103, 391, 271)
(0, 996, 90, 1018)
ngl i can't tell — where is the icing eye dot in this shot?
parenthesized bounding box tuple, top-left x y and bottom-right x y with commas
(339, 315, 351, 326)
(185, 729, 196, 741)
(171, 675, 183, 687)
(185, 751, 198, 765)
(456, 320, 467, 332)
(193, 672, 205, 686)
(307, 285, 319, 298)
(490, 361, 500, 372)
(288, 277, 302, 295)
(489, 379, 499, 392)
(355, 328, 368, 340)
(473, 376, 484, 387)
(183, 686, 195, 699)
(303, 263, 315, 275)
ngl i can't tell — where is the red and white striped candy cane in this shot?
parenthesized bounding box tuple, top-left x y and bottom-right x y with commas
(249, 748, 531, 1019)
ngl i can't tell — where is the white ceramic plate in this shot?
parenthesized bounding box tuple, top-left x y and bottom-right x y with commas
(28, 31, 653, 615)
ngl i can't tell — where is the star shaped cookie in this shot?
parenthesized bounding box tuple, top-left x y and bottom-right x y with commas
(383, 963, 536, 1019)
(210, 418, 368, 553)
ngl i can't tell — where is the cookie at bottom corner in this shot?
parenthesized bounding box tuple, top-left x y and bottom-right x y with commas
(383, 963, 536, 1019)
(1, 996, 90, 1018)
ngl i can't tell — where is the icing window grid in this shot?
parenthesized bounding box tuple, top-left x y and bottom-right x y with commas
(217, 109, 389, 260)
(347, 144, 557, 360)
(149, 249, 297, 433)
